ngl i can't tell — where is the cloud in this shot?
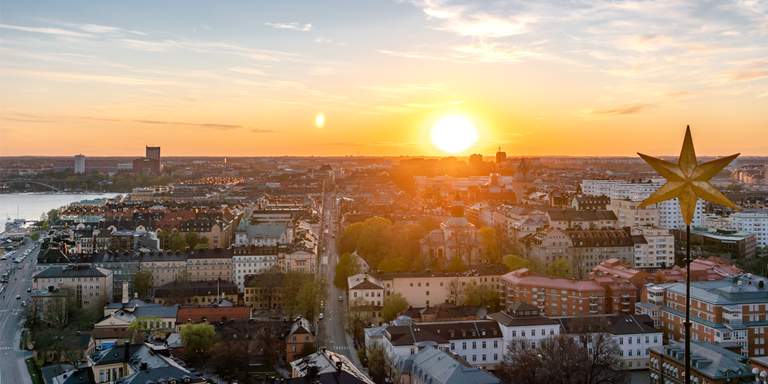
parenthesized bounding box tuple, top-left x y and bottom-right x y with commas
(251, 128, 275, 134)
(0, 112, 253, 131)
(0, 67, 175, 86)
(265, 22, 312, 32)
(228, 66, 267, 76)
(0, 23, 91, 38)
(588, 103, 653, 116)
(415, 0, 536, 38)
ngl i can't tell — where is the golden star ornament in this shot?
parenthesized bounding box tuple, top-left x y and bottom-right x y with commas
(637, 125, 739, 225)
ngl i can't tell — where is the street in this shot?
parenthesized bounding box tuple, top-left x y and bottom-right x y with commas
(0, 240, 38, 384)
(317, 190, 363, 369)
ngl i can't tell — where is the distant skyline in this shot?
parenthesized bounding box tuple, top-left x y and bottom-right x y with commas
(1, 0, 767, 157)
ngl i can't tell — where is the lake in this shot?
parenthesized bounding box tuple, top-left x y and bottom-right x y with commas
(0, 193, 120, 229)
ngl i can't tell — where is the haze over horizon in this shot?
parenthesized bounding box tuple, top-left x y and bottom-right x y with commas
(1, 0, 767, 157)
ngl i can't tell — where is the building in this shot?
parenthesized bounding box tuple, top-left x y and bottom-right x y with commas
(571, 195, 610, 211)
(420, 207, 482, 267)
(186, 248, 233, 282)
(608, 198, 660, 228)
(649, 341, 754, 384)
(232, 246, 279, 291)
(138, 251, 188, 287)
(32, 264, 113, 309)
(176, 305, 251, 328)
(153, 280, 238, 306)
(377, 265, 507, 308)
(399, 345, 501, 384)
(559, 314, 662, 370)
(546, 209, 618, 230)
(488, 302, 561, 350)
(244, 273, 284, 311)
(289, 349, 374, 384)
(567, 228, 634, 276)
(234, 220, 292, 246)
(286, 317, 316, 363)
(501, 268, 606, 317)
(637, 274, 768, 357)
(630, 227, 675, 268)
(580, 179, 705, 229)
(85, 342, 206, 384)
(674, 227, 757, 259)
(374, 320, 504, 370)
(29, 288, 69, 326)
(145, 146, 160, 161)
(733, 209, 768, 247)
(348, 273, 385, 307)
(74, 154, 86, 174)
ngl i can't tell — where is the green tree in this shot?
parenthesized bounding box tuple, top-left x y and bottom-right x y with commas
(283, 272, 323, 319)
(180, 323, 216, 364)
(381, 293, 408, 321)
(366, 343, 389, 384)
(184, 232, 208, 250)
(462, 283, 501, 311)
(479, 227, 501, 264)
(446, 256, 467, 273)
(546, 258, 572, 278)
(503, 254, 531, 271)
(132, 270, 153, 299)
(334, 253, 361, 289)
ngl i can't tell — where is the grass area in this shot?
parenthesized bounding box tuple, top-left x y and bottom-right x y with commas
(25, 357, 43, 384)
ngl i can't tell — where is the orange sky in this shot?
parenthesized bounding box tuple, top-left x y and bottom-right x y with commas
(1, 1, 767, 157)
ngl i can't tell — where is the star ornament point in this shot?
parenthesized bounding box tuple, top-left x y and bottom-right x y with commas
(637, 126, 739, 225)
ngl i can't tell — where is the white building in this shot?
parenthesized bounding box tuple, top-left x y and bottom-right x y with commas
(231, 248, 279, 291)
(74, 154, 86, 174)
(559, 314, 663, 370)
(733, 209, 768, 247)
(234, 220, 292, 247)
(488, 302, 561, 350)
(368, 320, 504, 371)
(581, 179, 704, 229)
(348, 274, 385, 307)
(631, 227, 675, 268)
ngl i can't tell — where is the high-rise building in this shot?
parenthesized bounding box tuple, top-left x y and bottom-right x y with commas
(74, 154, 86, 174)
(495, 147, 507, 163)
(145, 146, 160, 160)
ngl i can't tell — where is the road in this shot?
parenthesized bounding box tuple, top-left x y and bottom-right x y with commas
(317, 190, 363, 369)
(0, 240, 38, 384)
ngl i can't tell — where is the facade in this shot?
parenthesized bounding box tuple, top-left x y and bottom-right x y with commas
(546, 209, 618, 230)
(286, 317, 316, 363)
(377, 265, 507, 308)
(138, 251, 188, 287)
(501, 268, 607, 317)
(74, 154, 86, 174)
(244, 273, 284, 310)
(289, 349, 374, 384)
(649, 342, 754, 384)
(637, 274, 768, 357)
(86, 342, 206, 384)
(675, 227, 757, 259)
(376, 320, 504, 370)
(559, 314, 663, 370)
(571, 195, 610, 211)
(630, 227, 675, 268)
(186, 248, 233, 282)
(608, 198, 660, 228)
(29, 288, 69, 326)
(282, 248, 317, 274)
(488, 302, 561, 351)
(32, 264, 113, 309)
(153, 280, 239, 306)
(234, 220, 292, 246)
(733, 209, 768, 247)
(420, 208, 482, 267)
(567, 228, 634, 276)
(232, 246, 279, 291)
(348, 273, 385, 307)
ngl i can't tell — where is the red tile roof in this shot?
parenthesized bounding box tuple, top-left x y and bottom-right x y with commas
(177, 306, 250, 324)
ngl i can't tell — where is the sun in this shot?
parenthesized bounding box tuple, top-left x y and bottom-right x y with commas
(314, 113, 326, 128)
(431, 115, 478, 154)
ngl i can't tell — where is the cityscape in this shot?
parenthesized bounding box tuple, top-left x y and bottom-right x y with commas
(2, 1, 768, 384)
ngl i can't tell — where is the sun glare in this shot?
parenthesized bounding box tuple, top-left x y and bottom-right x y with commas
(430, 115, 478, 154)
(314, 113, 326, 128)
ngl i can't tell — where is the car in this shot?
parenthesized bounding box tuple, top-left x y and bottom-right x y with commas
(21, 301, 26, 307)
(27, 288, 31, 293)
(337, 295, 343, 302)
(15, 295, 21, 300)
(318, 313, 324, 320)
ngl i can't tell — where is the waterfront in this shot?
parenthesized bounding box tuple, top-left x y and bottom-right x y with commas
(0, 193, 119, 229)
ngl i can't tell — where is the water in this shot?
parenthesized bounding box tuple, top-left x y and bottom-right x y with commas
(0, 193, 120, 229)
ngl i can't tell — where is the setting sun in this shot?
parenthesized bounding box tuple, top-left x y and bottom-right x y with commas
(430, 115, 478, 154)
(314, 113, 326, 128)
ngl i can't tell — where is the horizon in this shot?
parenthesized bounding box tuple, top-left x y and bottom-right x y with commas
(2, 0, 767, 157)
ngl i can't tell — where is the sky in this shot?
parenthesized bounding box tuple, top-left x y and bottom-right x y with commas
(0, 0, 767, 157)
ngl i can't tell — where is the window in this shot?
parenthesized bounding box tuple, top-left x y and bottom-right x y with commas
(462, 342, 467, 350)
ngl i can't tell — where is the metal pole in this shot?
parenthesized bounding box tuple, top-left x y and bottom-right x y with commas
(685, 224, 691, 384)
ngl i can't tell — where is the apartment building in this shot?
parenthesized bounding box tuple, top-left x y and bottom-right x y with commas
(637, 274, 768, 357)
(488, 302, 561, 350)
(32, 264, 113, 309)
(630, 227, 675, 268)
(137, 251, 188, 287)
(186, 248, 233, 282)
(232, 246, 279, 291)
(546, 209, 618, 230)
(608, 198, 660, 228)
(733, 209, 768, 247)
(377, 265, 507, 308)
(649, 342, 754, 384)
(348, 273, 385, 307)
(399, 345, 501, 384)
(501, 268, 606, 317)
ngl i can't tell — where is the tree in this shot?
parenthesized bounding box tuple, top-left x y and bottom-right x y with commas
(334, 253, 361, 289)
(546, 257, 572, 278)
(283, 272, 323, 319)
(479, 226, 501, 264)
(366, 343, 389, 384)
(133, 270, 153, 299)
(500, 334, 626, 384)
(184, 232, 208, 250)
(462, 283, 501, 311)
(503, 254, 532, 271)
(381, 293, 408, 321)
(210, 339, 250, 381)
(180, 323, 216, 364)
(446, 256, 467, 273)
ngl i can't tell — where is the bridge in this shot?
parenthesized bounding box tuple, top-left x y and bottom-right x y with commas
(0, 179, 61, 192)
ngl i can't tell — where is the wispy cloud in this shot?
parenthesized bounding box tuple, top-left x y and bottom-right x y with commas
(588, 103, 654, 116)
(265, 22, 312, 32)
(0, 67, 175, 86)
(1, 112, 251, 131)
(0, 23, 91, 38)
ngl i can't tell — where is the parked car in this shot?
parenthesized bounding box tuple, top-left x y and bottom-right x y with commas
(337, 295, 343, 302)
(319, 313, 324, 320)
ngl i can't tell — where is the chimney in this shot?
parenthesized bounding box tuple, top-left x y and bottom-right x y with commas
(335, 361, 343, 372)
(122, 282, 130, 304)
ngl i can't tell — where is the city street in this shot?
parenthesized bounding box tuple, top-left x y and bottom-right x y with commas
(317, 190, 363, 369)
(0, 240, 38, 384)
